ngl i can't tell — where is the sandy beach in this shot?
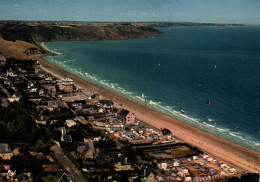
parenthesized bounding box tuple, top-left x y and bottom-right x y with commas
(36, 55, 260, 173)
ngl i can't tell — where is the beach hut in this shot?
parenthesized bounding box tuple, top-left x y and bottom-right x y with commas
(185, 177, 192, 181)
(183, 169, 189, 174)
(203, 154, 209, 159)
(192, 156, 198, 160)
(229, 168, 236, 173)
(220, 171, 228, 175)
(198, 154, 203, 158)
(181, 158, 188, 163)
(207, 157, 213, 162)
(158, 163, 167, 171)
(209, 168, 216, 175)
(173, 161, 180, 167)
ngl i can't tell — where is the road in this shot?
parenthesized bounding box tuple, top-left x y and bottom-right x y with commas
(51, 144, 87, 182)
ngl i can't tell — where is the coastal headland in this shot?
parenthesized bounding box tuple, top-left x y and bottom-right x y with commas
(0, 21, 259, 174)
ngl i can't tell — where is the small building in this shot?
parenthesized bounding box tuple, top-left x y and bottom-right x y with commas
(58, 173, 74, 182)
(6, 68, 18, 77)
(138, 168, 156, 182)
(89, 93, 99, 103)
(1, 99, 10, 107)
(66, 120, 77, 128)
(77, 141, 96, 160)
(117, 109, 135, 124)
(0, 143, 13, 160)
(57, 127, 66, 135)
(99, 100, 114, 109)
(157, 163, 167, 171)
(61, 135, 72, 143)
(8, 94, 20, 103)
(47, 100, 59, 108)
(114, 156, 133, 171)
(35, 116, 47, 125)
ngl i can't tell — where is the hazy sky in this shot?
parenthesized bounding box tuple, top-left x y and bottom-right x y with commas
(1, 0, 259, 24)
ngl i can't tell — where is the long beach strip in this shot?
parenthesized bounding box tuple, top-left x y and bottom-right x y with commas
(36, 55, 260, 173)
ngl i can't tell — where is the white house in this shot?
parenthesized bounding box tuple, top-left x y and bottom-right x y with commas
(66, 120, 77, 128)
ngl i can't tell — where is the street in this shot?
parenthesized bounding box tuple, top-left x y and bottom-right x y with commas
(51, 144, 87, 182)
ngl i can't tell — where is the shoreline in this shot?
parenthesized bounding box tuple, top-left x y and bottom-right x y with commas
(36, 55, 259, 173)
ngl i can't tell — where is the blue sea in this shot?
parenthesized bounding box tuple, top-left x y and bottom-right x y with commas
(43, 26, 260, 152)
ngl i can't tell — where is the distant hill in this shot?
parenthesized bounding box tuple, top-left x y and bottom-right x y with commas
(0, 22, 164, 43)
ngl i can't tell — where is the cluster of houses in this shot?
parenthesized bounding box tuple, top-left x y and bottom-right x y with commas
(156, 153, 237, 181)
(0, 54, 241, 182)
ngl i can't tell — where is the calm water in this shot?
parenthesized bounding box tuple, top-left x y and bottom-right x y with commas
(43, 26, 260, 152)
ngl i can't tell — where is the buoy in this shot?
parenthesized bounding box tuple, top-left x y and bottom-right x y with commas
(181, 110, 184, 114)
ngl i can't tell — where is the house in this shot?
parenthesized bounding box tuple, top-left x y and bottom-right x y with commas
(138, 168, 156, 182)
(35, 116, 47, 125)
(61, 135, 72, 143)
(57, 127, 66, 135)
(89, 93, 99, 102)
(1, 99, 10, 107)
(77, 141, 96, 160)
(117, 109, 135, 124)
(8, 94, 20, 103)
(0, 143, 13, 160)
(6, 68, 18, 77)
(114, 156, 133, 171)
(47, 100, 59, 108)
(38, 88, 45, 96)
(58, 78, 74, 93)
(58, 173, 74, 182)
(157, 163, 167, 171)
(66, 120, 77, 128)
(100, 100, 114, 109)
(173, 161, 180, 167)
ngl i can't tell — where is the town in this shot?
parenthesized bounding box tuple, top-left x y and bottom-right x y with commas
(0, 53, 257, 182)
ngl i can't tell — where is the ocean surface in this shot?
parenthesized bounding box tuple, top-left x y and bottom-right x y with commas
(43, 26, 260, 152)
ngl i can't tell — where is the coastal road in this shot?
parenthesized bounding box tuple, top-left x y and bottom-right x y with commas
(51, 144, 87, 182)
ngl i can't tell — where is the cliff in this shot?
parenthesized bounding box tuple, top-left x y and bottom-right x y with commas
(0, 22, 164, 43)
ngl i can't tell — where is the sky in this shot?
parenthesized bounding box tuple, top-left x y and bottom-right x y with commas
(0, 0, 260, 24)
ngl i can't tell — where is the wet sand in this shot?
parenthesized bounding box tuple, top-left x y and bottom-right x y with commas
(37, 55, 260, 173)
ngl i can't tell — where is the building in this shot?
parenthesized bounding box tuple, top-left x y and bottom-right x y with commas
(6, 68, 18, 77)
(8, 94, 20, 103)
(114, 156, 133, 171)
(100, 100, 114, 109)
(61, 135, 72, 143)
(58, 173, 74, 182)
(77, 141, 96, 160)
(138, 168, 156, 182)
(66, 120, 77, 128)
(57, 127, 66, 135)
(0, 143, 13, 160)
(47, 100, 59, 108)
(58, 78, 74, 93)
(35, 116, 47, 125)
(89, 93, 99, 103)
(1, 99, 10, 107)
(117, 109, 135, 124)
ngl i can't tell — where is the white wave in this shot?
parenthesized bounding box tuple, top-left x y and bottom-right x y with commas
(203, 122, 215, 128)
(208, 118, 213, 122)
(41, 42, 63, 55)
(216, 127, 229, 133)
